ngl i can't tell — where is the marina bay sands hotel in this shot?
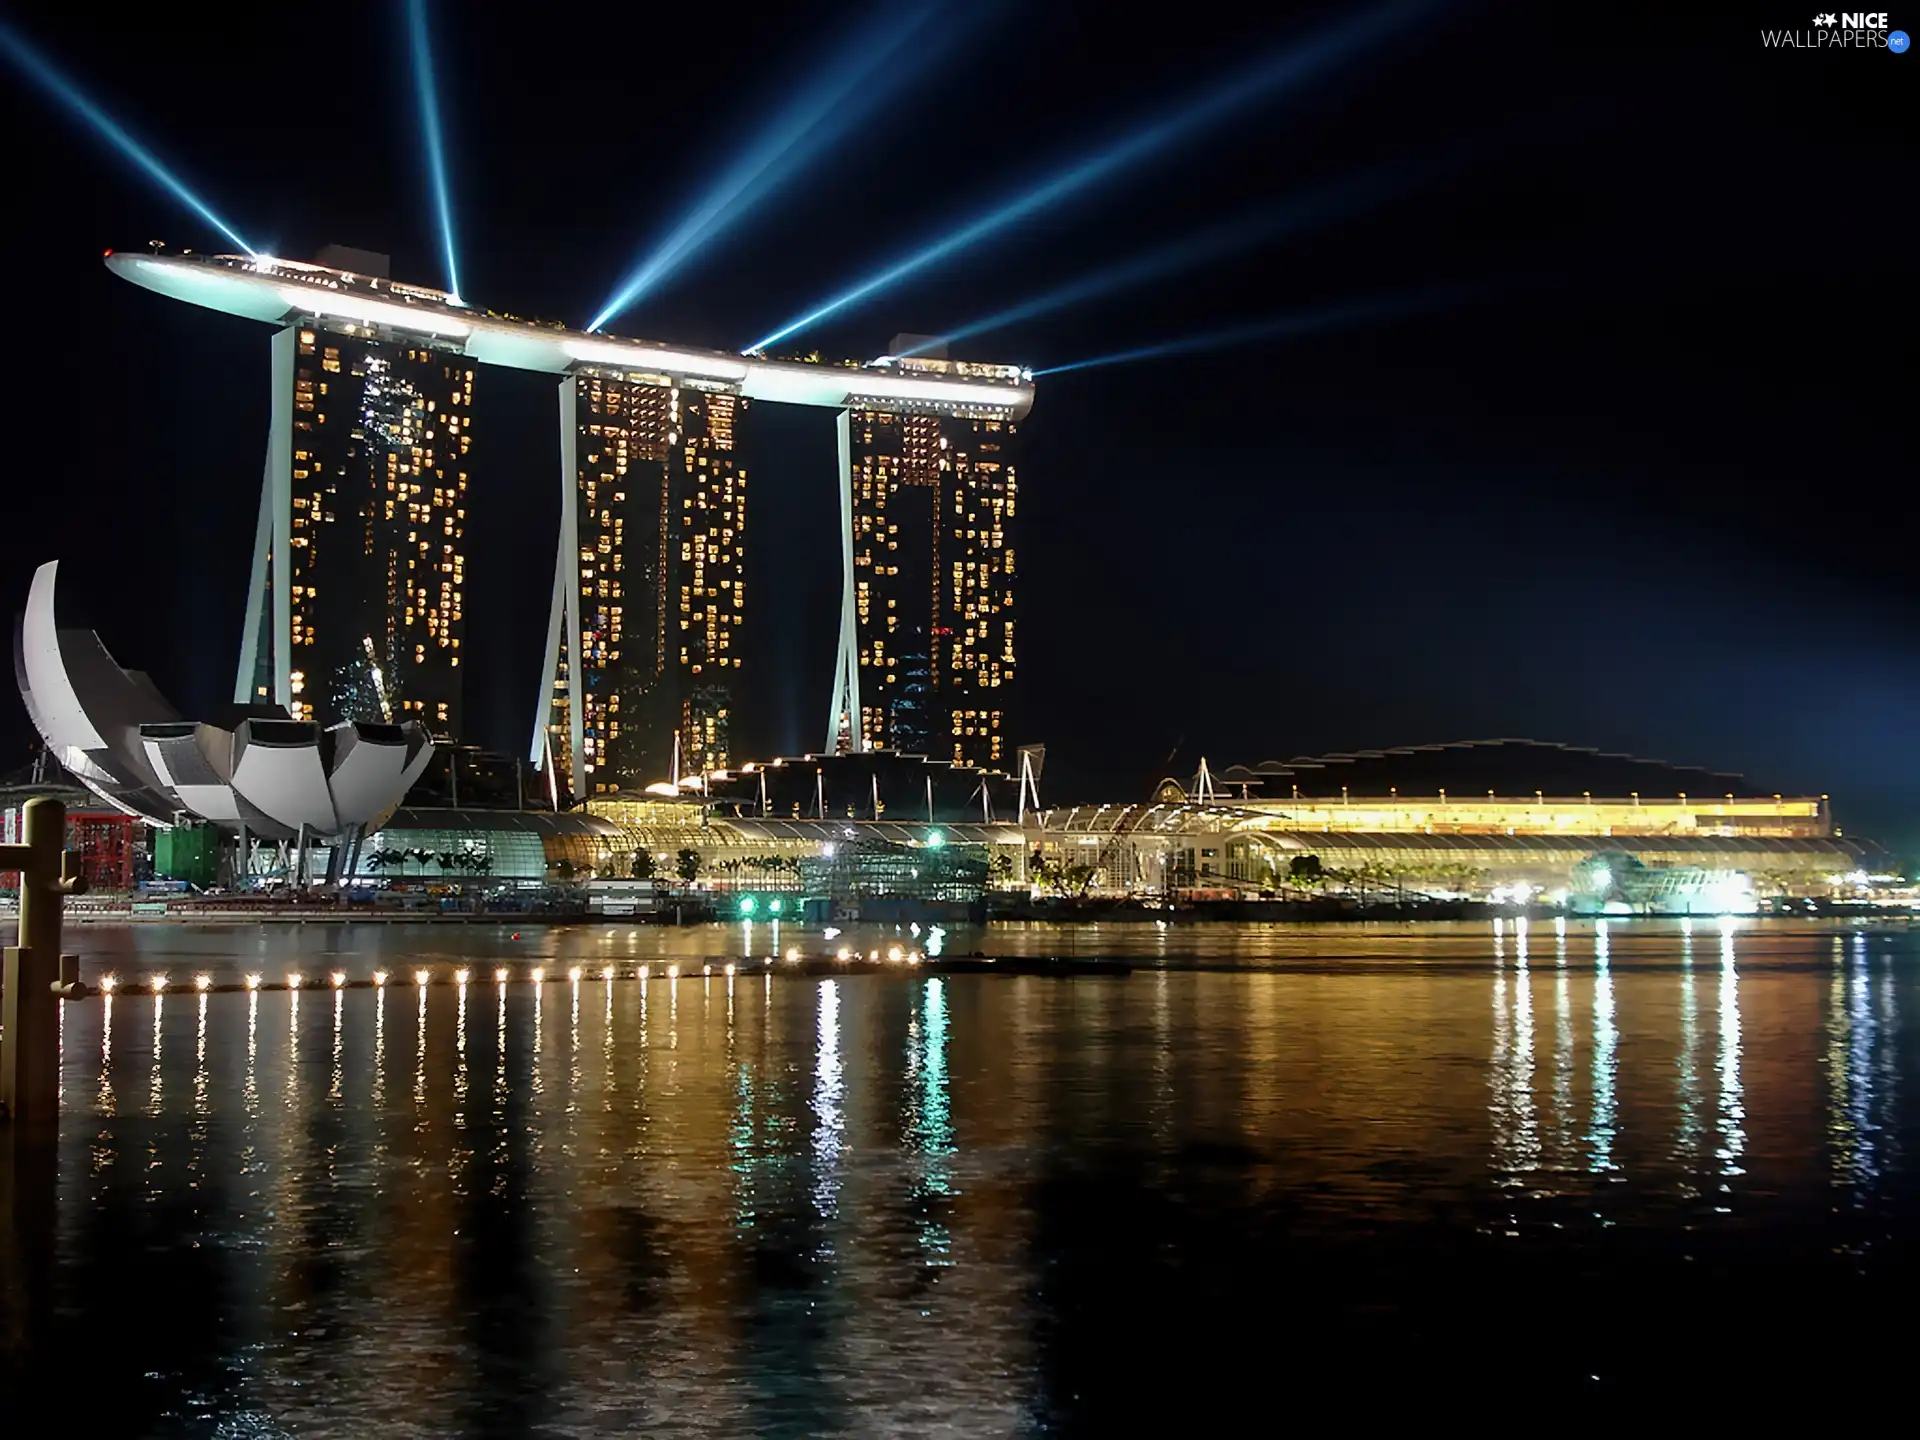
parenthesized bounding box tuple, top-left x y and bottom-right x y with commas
(107, 247, 1033, 800)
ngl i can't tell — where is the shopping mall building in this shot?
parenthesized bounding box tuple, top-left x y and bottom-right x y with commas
(10, 739, 1885, 912)
(326, 740, 1881, 908)
(1036, 740, 1882, 908)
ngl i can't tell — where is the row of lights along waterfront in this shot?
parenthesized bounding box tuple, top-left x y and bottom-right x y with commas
(92, 950, 930, 996)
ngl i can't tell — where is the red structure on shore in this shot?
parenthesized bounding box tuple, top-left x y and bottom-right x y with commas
(1, 793, 138, 894)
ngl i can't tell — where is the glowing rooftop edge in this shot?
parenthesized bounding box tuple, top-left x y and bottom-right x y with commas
(108, 251, 1033, 417)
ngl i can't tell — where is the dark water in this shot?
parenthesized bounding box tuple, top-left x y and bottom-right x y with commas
(3, 918, 1916, 1432)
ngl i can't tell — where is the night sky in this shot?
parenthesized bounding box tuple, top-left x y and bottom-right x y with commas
(0, 2, 1910, 844)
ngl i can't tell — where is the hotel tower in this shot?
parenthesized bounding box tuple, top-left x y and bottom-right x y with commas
(231, 245, 472, 735)
(839, 342, 1018, 770)
(539, 369, 747, 799)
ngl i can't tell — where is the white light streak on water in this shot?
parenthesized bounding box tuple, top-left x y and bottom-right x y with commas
(1716, 923, 1745, 1188)
(812, 979, 844, 1224)
(1589, 939, 1617, 1174)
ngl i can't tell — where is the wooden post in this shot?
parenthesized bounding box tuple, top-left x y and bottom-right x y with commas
(1, 797, 89, 1124)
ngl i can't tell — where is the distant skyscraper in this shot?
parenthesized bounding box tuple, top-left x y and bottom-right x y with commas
(835, 353, 1017, 769)
(236, 269, 473, 736)
(538, 369, 747, 798)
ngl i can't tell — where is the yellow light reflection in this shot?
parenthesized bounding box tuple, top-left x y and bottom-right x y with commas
(148, 989, 164, 1117)
(194, 989, 208, 1119)
(372, 981, 387, 1107)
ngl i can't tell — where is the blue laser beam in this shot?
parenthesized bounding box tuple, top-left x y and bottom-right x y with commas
(1031, 284, 1474, 376)
(745, 0, 1435, 354)
(0, 21, 255, 255)
(900, 166, 1416, 357)
(589, 1, 946, 333)
(406, 0, 462, 303)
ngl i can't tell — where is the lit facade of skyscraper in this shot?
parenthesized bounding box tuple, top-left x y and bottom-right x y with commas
(237, 292, 473, 737)
(538, 369, 746, 799)
(841, 380, 1017, 770)
(848, 410, 939, 755)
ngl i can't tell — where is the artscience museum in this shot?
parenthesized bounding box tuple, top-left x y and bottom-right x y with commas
(13, 560, 433, 871)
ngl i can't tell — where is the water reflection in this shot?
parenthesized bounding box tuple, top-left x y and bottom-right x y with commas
(1490, 946, 1540, 1182)
(194, 991, 208, 1119)
(1676, 931, 1703, 1178)
(97, 992, 114, 1117)
(244, 988, 257, 1098)
(1716, 921, 1745, 1189)
(15, 921, 1919, 1428)
(531, 971, 544, 1100)
(910, 978, 956, 1263)
(148, 992, 163, 1117)
(1877, 956, 1899, 1175)
(190, 991, 209, 1202)
(812, 979, 844, 1224)
(372, 982, 386, 1109)
(414, 981, 427, 1112)
(1589, 924, 1617, 1173)
(323, 988, 339, 1112)
(1827, 930, 1899, 1195)
(568, 972, 582, 1118)
(1850, 936, 1877, 1180)
(456, 972, 472, 1191)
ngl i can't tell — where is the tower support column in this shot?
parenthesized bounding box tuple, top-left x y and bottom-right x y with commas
(235, 326, 296, 707)
(825, 407, 863, 752)
(533, 374, 586, 800)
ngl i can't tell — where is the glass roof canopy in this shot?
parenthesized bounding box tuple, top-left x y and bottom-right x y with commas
(1039, 804, 1880, 859)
